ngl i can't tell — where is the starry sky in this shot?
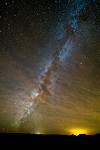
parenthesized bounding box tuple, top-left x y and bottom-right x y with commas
(0, 0, 100, 134)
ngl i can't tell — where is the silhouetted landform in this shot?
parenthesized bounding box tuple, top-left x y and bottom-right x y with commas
(0, 133, 99, 146)
(0, 133, 100, 138)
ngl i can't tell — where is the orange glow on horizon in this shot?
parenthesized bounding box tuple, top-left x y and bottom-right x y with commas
(68, 128, 89, 136)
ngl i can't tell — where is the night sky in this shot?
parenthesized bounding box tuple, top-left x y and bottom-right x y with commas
(0, 0, 100, 134)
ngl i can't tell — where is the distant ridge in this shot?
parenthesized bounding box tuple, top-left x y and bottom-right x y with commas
(0, 133, 99, 147)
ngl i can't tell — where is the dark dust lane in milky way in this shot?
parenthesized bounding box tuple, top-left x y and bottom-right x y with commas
(0, 0, 100, 135)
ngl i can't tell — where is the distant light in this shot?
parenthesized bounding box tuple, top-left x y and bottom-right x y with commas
(34, 130, 45, 135)
(35, 131, 41, 135)
(68, 128, 88, 136)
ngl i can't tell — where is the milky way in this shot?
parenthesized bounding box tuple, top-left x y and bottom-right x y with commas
(0, 0, 100, 134)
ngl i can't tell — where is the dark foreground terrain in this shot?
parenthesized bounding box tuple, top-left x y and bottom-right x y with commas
(0, 133, 100, 147)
